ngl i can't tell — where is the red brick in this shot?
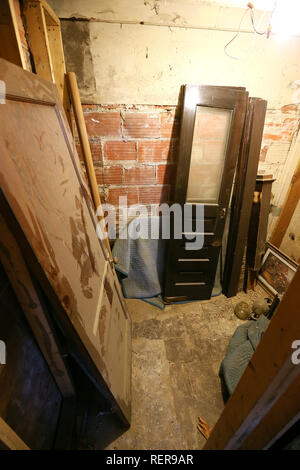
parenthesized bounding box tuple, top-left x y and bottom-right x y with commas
(85, 112, 121, 137)
(263, 133, 282, 142)
(260, 145, 269, 162)
(124, 166, 155, 185)
(82, 104, 98, 111)
(76, 141, 102, 162)
(95, 166, 123, 185)
(282, 118, 298, 140)
(76, 142, 83, 161)
(123, 113, 159, 138)
(104, 141, 136, 161)
(281, 104, 298, 114)
(263, 118, 298, 142)
(138, 140, 176, 162)
(161, 111, 180, 139)
(156, 164, 177, 184)
(107, 187, 138, 206)
(139, 186, 170, 204)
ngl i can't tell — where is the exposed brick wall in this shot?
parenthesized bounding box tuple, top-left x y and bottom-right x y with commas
(77, 104, 180, 212)
(77, 103, 300, 216)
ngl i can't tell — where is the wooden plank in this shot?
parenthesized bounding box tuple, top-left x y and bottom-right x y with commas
(205, 266, 300, 449)
(270, 157, 300, 248)
(24, 0, 55, 81)
(41, 0, 60, 26)
(0, 0, 26, 68)
(24, 1, 72, 129)
(0, 213, 75, 398)
(54, 397, 76, 450)
(46, 24, 73, 130)
(67, 72, 112, 260)
(246, 177, 274, 271)
(8, 0, 27, 69)
(0, 417, 30, 450)
(239, 373, 300, 449)
(0, 266, 63, 449)
(223, 98, 267, 297)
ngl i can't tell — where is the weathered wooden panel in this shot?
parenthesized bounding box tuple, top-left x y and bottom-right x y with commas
(0, 59, 131, 422)
(0, 265, 61, 449)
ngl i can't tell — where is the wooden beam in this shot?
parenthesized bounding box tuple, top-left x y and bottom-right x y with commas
(0, 0, 27, 69)
(24, 0, 73, 131)
(270, 157, 300, 248)
(223, 97, 267, 297)
(0, 213, 75, 398)
(67, 72, 113, 261)
(0, 417, 30, 450)
(24, 0, 55, 81)
(46, 23, 65, 101)
(205, 266, 300, 449)
(239, 373, 300, 449)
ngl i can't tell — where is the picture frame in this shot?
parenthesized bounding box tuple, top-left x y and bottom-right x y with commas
(258, 242, 298, 297)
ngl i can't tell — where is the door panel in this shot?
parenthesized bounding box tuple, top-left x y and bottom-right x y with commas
(0, 59, 131, 422)
(165, 85, 248, 300)
(186, 106, 233, 204)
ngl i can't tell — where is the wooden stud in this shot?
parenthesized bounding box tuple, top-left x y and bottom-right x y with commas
(24, 1, 73, 130)
(239, 373, 300, 449)
(46, 24, 73, 130)
(246, 176, 275, 272)
(40, 0, 60, 27)
(23, 0, 55, 81)
(0, 417, 30, 450)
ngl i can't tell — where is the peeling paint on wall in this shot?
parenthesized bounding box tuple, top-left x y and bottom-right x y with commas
(61, 21, 97, 101)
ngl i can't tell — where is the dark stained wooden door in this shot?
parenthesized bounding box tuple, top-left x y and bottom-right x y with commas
(165, 85, 248, 300)
(0, 59, 131, 423)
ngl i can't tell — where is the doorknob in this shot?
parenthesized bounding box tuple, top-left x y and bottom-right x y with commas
(220, 208, 226, 219)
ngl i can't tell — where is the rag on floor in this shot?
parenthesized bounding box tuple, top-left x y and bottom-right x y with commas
(220, 314, 270, 395)
(112, 216, 166, 309)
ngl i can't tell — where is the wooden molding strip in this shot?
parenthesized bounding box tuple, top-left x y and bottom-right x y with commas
(24, 0, 55, 81)
(0, 417, 30, 450)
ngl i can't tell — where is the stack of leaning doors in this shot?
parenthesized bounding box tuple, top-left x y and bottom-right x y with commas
(0, 59, 131, 440)
(164, 85, 267, 302)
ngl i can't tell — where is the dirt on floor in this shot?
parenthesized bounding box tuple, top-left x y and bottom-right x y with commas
(83, 289, 266, 450)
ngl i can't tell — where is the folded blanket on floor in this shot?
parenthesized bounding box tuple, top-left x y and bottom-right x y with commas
(112, 216, 166, 309)
(112, 215, 222, 309)
(220, 315, 270, 395)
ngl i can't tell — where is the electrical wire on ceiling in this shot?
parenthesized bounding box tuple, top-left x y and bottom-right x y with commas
(224, 1, 277, 60)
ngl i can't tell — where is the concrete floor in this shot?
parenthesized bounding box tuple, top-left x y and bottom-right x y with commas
(85, 289, 265, 450)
